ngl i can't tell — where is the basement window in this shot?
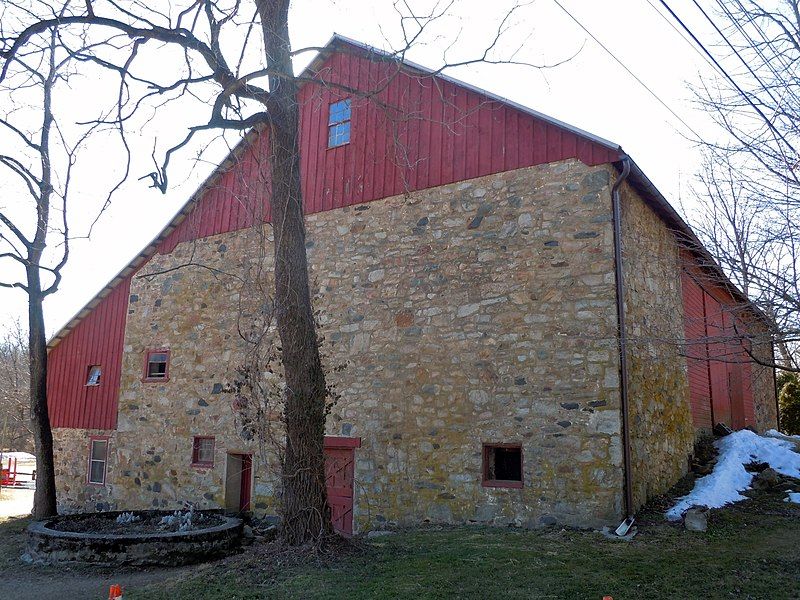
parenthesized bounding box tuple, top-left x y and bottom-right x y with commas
(192, 436, 215, 468)
(88, 438, 108, 485)
(144, 350, 170, 381)
(86, 365, 102, 386)
(327, 99, 351, 148)
(482, 443, 523, 489)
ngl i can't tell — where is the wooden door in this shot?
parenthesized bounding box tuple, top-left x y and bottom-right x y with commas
(323, 437, 360, 536)
(239, 454, 252, 512)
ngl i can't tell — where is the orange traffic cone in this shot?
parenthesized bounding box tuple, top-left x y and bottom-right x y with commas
(109, 584, 123, 599)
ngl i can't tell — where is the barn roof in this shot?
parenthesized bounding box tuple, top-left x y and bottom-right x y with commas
(46, 34, 762, 349)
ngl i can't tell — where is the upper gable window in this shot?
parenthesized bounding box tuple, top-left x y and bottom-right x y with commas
(327, 99, 351, 148)
(144, 350, 170, 381)
(86, 365, 102, 386)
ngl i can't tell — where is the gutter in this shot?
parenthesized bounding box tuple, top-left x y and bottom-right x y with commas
(611, 156, 635, 534)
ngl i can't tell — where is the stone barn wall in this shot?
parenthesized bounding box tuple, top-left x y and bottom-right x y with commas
(618, 179, 694, 510)
(54, 159, 627, 530)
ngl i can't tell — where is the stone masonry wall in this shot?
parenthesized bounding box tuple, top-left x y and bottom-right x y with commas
(752, 336, 778, 433)
(54, 160, 626, 529)
(618, 179, 694, 510)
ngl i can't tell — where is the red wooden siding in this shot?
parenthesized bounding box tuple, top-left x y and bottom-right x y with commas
(47, 275, 131, 430)
(157, 44, 620, 252)
(681, 254, 757, 430)
(681, 271, 713, 429)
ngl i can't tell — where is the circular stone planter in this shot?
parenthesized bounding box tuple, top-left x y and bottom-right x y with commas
(26, 510, 244, 566)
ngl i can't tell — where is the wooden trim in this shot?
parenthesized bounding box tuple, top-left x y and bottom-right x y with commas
(481, 442, 524, 489)
(142, 348, 171, 383)
(191, 436, 215, 468)
(324, 436, 362, 449)
(87, 436, 110, 486)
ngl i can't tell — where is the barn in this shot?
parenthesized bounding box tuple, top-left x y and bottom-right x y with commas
(46, 35, 777, 533)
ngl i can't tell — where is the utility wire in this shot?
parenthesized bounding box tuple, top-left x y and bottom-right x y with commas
(643, 0, 720, 74)
(657, 0, 798, 156)
(550, 0, 703, 140)
(723, 0, 797, 98)
(691, 0, 783, 115)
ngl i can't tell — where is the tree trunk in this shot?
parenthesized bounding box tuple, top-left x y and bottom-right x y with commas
(28, 268, 57, 519)
(257, 0, 332, 544)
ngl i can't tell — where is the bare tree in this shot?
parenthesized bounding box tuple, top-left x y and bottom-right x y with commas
(0, 321, 33, 453)
(1, 0, 549, 542)
(687, 0, 800, 369)
(0, 20, 106, 517)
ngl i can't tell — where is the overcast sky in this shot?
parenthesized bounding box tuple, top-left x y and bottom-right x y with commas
(0, 0, 730, 337)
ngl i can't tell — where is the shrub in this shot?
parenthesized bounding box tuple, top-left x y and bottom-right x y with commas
(778, 375, 800, 435)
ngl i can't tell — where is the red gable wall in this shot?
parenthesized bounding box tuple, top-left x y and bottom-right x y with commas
(159, 45, 620, 251)
(47, 275, 132, 429)
(48, 43, 621, 430)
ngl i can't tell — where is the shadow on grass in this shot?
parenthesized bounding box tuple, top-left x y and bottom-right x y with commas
(127, 493, 800, 600)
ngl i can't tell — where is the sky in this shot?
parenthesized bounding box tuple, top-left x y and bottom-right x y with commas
(0, 0, 731, 337)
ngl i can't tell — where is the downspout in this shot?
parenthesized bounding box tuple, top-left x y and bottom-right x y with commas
(611, 156, 635, 533)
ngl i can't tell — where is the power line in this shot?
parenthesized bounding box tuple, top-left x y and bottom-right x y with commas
(657, 0, 798, 156)
(643, 0, 719, 74)
(721, 0, 798, 101)
(691, 0, 783, 116)
(551, 0, 703, 140)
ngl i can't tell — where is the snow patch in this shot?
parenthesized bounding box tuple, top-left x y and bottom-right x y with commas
(786, 492, 800, 504)
(765, 429, 800, 440)
(666, 430, 800, 521)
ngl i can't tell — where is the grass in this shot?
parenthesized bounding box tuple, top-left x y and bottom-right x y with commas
(126, 492, 800, 600)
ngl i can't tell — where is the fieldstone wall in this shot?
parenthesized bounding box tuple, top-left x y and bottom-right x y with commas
(618, 179, 694, 510)
(751, 338, 778, 433)
(55, 160, 627, 529)
(53, 428, 118, 512)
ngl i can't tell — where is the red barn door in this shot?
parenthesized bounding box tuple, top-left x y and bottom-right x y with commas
(324, 436, 360, 536)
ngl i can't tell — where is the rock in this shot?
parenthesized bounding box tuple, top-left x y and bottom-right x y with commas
(751, 468, 782, 490)
(744, 461, 769, 473)
(692, 462, 714, 476)
(713, 423, 733, 437)
(684, 507, 708, 532)
(366, 530, 395, 538)
(241, 525, 255, 546)
(600, 525, 637, 541)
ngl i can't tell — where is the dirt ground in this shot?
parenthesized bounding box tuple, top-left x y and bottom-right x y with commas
(0, 515, 212, 600)
(0, 487, 33, 518)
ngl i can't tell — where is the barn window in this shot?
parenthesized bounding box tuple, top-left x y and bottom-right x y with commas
(192, 436, 215, 467)
(482, 443, 523, 488)
(144, 350, 170, 381)
(327, 99, 351, 148)
(88, 438, 108, 485)
(86, 365, 102, 386)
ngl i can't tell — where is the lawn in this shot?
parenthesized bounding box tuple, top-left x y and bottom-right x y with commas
(126, 494, 800, 600)
(1, 491, 797, 599)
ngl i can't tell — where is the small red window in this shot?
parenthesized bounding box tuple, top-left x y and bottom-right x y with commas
(482, 443, 523, 489)
(143, 349, 170, 382)
(191, 436, 215, 467)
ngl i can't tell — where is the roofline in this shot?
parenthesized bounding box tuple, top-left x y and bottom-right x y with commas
(622, 158, 772, 326)
(47, 129, 260, 349)
(314, 34, 622, 153)
(48, 33, 766, 348)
